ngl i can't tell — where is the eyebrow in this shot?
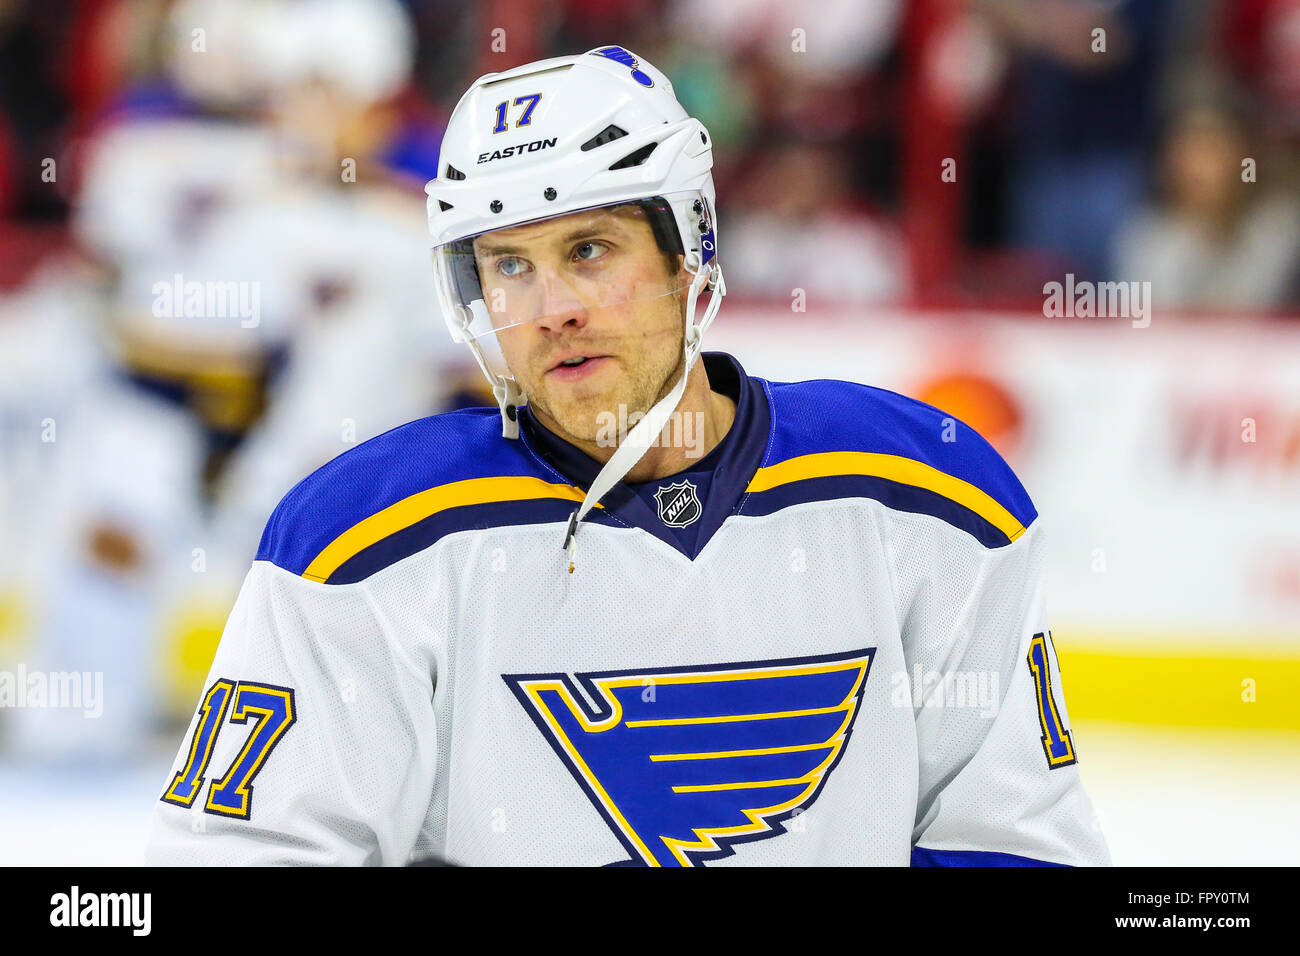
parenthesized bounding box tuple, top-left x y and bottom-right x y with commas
(476, 224, 621, 258)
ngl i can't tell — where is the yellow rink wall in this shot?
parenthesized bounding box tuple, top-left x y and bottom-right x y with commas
(1056, 634, 1300, 732)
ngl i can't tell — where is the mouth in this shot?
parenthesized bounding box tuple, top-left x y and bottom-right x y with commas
(546, 353, 611, 381)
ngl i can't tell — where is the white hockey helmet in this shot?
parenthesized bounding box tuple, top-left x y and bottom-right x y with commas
(425, 46, 726, 568)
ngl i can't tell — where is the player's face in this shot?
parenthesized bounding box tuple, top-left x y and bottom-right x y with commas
(473, 206, 689, 446)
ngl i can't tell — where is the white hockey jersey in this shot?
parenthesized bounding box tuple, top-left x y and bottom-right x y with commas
(146, 351, 1110, 866)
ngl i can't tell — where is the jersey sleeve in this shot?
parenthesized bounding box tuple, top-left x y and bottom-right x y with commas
(144, 559, 438, 865)
(898, 518, 1111, 866)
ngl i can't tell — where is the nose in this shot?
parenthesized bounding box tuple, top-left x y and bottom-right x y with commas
(532, 269, 589, 333)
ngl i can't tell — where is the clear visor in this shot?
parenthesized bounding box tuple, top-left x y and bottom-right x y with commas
(432, 194, 696, 345)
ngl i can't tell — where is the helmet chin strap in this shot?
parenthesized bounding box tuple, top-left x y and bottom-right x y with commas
(460, 327, 524, 440)
(561, 261, 723, 573)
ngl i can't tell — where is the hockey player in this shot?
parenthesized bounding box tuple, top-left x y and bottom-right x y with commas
(146, 46, 1110, 866)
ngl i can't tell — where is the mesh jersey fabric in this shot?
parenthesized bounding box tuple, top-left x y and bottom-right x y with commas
(146, 352, 1109, 867)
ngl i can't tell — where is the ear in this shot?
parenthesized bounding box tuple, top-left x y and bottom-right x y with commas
(669, 252, 688, 284)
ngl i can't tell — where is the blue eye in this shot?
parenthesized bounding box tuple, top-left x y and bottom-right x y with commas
(497, 257, 529, 277)
(574, 241, 609, 261)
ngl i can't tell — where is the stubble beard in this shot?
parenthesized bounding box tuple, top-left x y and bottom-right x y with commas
(524, 330, 685, 448)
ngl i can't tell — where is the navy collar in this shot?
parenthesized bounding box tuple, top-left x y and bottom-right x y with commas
(518, 351, 772, 559)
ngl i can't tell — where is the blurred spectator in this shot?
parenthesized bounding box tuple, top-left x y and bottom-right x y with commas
(1219, 0, 1300, 140)
(0, 0, 76, 221)
(670, 0, 900, 81)
(1112, 83, 1300, 310)
(668, 0, 900, 148)
(723, 140, 905, 304)
(983, 0, 1173, 281)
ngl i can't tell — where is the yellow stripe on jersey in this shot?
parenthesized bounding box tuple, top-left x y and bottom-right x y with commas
(744, 451, 1028, 544)
(302, 475, 597, 583)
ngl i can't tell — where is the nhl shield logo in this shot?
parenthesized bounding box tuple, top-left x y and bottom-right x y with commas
(654, 480, 702, 528)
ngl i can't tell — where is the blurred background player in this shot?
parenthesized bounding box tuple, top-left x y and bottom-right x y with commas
(2, 0, 472, 764)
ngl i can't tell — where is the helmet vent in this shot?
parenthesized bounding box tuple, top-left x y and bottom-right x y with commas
(445, 165, 466, 181)
(482, 64, 573, 87)
(608, 142, 657, 170)
(581, 124, 628, 151)
(438, 200, 453, 211)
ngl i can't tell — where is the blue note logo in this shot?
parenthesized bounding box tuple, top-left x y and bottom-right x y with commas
(590, 46, 654, 87)
(503, 648, 875, 866)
